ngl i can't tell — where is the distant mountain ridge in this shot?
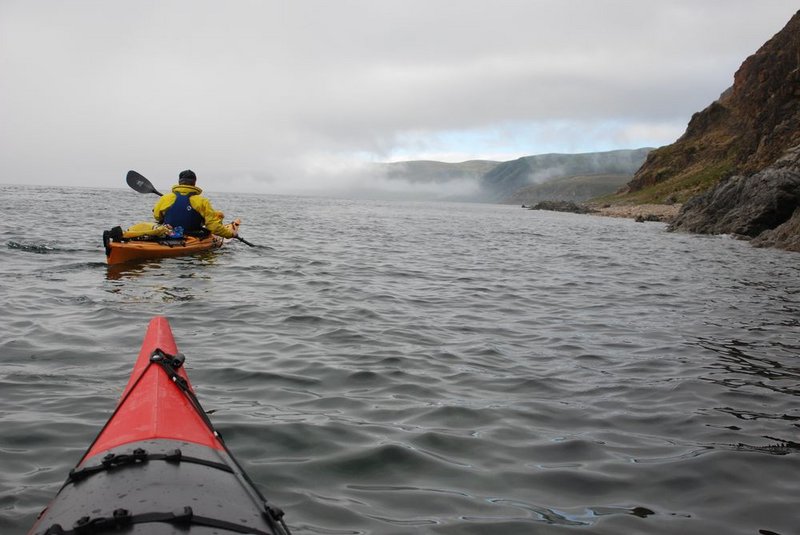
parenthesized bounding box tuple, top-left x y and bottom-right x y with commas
(479, 148, 651, 202)
(374, 148, 651, 202)
(508, 174, 633, 205)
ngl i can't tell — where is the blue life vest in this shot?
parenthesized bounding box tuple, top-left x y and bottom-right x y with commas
(163, 193, 204, 232)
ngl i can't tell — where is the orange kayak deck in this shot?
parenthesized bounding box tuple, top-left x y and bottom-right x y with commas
(105, 234, 224, 265)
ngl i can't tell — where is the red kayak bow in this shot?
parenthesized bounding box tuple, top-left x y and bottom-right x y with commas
(83, 317, 220, 458)
(29, 317, 291, 535)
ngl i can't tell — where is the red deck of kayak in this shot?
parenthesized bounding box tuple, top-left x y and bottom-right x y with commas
(83, 316, 222, 462)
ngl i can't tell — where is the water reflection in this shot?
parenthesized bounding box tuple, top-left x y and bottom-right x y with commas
(105, 259, 162, 280)
(464, 500, 660, 527)
(696, 336, 800, 396)
(104, 253, 219, 303)
(104, 250, 221, 281)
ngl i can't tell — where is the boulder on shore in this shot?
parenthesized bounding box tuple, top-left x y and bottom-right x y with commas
(528, 200, 594, 214)
(751, 207, 800, 252)
(668, 144, 800, 248)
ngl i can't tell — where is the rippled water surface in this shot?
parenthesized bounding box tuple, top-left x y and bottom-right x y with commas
(1, 184, 799, 535)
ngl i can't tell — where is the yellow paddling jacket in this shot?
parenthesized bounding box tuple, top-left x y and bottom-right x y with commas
(153, 185, 236, 239)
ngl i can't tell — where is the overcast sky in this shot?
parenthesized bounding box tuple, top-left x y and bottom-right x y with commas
(1, 1, 796, 194)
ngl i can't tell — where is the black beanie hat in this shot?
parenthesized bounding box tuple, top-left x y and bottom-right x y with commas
(178, 170, 197, 184)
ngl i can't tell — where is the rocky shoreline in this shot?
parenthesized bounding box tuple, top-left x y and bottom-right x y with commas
(525, 200, 682, 223)
(667, 144, 800, 252)
(527, 199, 800, 251)
(524, 10, 800, 253)
(591, 203, 682, 223)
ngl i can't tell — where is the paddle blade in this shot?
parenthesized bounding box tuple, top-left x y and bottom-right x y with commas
(126, 170, 163, 196)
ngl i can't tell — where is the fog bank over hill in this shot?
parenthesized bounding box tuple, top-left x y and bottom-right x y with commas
(3, 3, 797, 193)
(479, 148, 652, 202)
(352, 148, 651, 202)
(507, 174, 634, 206)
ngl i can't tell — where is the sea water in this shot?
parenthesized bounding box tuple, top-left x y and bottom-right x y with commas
(1, 184, 798, 534)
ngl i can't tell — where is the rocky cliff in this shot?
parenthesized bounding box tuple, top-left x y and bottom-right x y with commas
(669, 144, 800, 251)
(625, 10, 800, 199)
(621, 10, 800, 251)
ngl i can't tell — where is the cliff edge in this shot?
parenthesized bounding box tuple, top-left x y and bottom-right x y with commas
(625, 10, 800, 197)
(623, 10, 800, 251)
(669, 144, 800, 251)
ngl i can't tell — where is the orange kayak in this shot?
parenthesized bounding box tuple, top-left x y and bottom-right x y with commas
(104, 232, 224, 265)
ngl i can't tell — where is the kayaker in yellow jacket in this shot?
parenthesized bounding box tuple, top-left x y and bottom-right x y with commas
(153, 170, 240, 238)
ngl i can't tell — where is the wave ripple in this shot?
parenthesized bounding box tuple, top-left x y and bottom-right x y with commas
(1, 187, 799, 535)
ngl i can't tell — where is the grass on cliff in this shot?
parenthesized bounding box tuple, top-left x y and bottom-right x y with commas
(592, 160, 735, 205)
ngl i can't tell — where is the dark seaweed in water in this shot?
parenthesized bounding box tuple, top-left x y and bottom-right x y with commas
(0, 184, 799, 535)
(7, 241, 58, 254)
(735, 439, 800, 455)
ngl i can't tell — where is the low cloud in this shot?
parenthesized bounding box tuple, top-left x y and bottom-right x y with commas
(1, 1, 796, 196)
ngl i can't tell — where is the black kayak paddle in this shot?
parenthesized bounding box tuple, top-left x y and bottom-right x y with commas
(125, 170, 256, 247)
(126, 170, 163, 196)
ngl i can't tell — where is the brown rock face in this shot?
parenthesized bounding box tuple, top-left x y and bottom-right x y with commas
(669, 144, 800, 238)
(624, 10, 800, 196)
(751, 207, 800, 252)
